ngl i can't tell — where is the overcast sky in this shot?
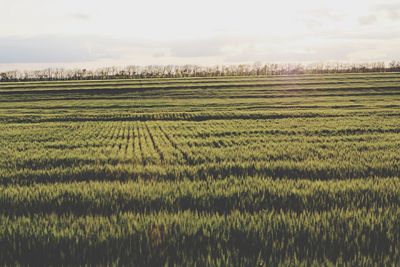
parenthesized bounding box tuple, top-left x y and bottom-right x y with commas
(1, 0, 400, 70)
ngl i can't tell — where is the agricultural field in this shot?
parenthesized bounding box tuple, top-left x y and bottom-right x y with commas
(0, 73, 399, 266)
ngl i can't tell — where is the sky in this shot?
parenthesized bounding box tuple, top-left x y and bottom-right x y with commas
(1, 0, 400, 71)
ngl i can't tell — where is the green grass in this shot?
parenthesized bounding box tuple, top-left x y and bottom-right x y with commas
(0, 73, 399, 265)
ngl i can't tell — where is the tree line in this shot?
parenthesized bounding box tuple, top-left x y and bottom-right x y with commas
(1, 61, 400, 82)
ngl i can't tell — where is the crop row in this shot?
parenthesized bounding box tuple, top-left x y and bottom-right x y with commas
(2, 72, 400, 89)
(1, 74, 399, 265)
(0, 209, 399, 266)
(2, 78, 400, 93)
(0, 177, 398, 215)
(1, 117, 399, 184)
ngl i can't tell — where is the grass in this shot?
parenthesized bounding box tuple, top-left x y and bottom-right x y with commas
(0, 72, 399, 265)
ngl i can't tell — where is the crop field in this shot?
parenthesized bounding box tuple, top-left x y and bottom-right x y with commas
(0, 73, 400, 265)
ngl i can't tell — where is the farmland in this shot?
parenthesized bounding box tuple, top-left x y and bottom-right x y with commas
(0, 73, 399, 265)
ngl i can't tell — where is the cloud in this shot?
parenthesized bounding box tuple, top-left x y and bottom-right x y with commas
(69, 13, 91, 21)
(306, 8, 345, 22)
(169, 39, 224, 58)
(320, 29, 400, 41)
(300, 8, 345, 30)
(0, 35, 113, 63)
(153, 52, 165, 58)
(1, 30, 399, 69)
(358, 15, 377, 25)
(168, 36, 275, 58)
(376, 3, 400, 20)
(223, 44, 355, 63)
(303, 19, 323, 29)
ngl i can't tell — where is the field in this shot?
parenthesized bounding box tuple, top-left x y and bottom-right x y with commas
(0, 73, 399, 266)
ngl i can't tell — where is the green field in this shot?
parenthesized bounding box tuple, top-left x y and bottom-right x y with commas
(0, 73, 399, 266)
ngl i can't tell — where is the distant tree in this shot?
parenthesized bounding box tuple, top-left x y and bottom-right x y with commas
(1, 61, 400, 82)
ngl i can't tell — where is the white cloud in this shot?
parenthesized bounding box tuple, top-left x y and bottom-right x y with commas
(69, 13, 91, 21)
(358, 15, 377, 25)
(0, 0, 399, 69)
(376, 3, 400, 20)
(0, 35, 114, 63)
